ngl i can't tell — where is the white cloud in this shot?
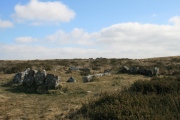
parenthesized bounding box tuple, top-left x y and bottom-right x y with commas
(46, 28, 94, 45)
(0, 19, 13, 28)
(12, 0, 75, 25)
(99, 20, 180, 46)
(15, 37, 37, 43)
(1, 16, 180, 60)
(169, 16, 180, 25)
(93, 18, 180, 58)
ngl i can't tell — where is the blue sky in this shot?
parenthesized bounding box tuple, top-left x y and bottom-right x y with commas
(0, 0, 180, 60)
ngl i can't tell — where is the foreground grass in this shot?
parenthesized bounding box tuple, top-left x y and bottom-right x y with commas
(0, 73, 149, 120)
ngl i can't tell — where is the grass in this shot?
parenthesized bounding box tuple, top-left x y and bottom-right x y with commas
(0, 56, 179, 119)
(0, 72, 149, 119)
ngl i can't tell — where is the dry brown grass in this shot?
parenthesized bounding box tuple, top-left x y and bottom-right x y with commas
(0, 56, 179, 119)
(0, 72, 150, 119)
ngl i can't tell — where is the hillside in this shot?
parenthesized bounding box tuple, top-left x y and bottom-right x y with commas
(0, 56, 180, 119)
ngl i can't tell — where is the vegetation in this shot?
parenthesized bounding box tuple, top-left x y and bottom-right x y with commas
(68, 76, 180, 120)
(0, 56, 180, 119)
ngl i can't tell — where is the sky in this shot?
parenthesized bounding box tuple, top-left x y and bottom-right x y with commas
(0, 0, 180, 60)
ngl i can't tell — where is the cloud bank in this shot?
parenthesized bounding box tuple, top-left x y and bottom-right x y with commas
(1, 16, 180, 60)
(12, 0, 75, 25)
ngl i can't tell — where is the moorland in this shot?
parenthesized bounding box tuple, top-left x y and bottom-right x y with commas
(0, 56, 180, 120)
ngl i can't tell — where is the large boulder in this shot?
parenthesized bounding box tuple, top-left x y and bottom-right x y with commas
(21, 68, 30, 80)
(133, 67, 140, 74)
(94, 73, 104, 77)
(34, 71, 46, 89)
(67, 76, 76, 82)
(153, 67, 160, 76)
(22, 69, 35, 91)
(69, 66, 79, 71)
(138, 68, 153, 76)
(83, 75, 94, 83)
(129, 67, 139, 74)
(147, 69, 153, 76)
(46, 74, 60, 90)
(120, 66, 129, 73)
(13, 72, 22, 84)
(138, 69, 148, 76)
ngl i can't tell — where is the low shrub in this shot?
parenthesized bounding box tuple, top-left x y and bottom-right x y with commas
(68, 77, 180, 120)
(68, 91, 180, 120)
(129, 79, 180, 95)
(92, 66, 100, 70)
(3, 62, 32, 74)
(80, 69, 91, 76)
